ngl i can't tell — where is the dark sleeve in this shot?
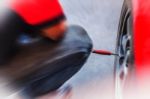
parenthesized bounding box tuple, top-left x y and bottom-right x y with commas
(0, 9, 28, 64)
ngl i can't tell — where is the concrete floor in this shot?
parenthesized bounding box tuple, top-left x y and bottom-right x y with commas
(60, 0, 123, 99)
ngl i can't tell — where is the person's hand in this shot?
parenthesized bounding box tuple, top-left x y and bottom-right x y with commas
(41, 20, 67, 41)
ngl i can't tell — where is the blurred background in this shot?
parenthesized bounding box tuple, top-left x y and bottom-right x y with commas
(0, 0, 123, 99)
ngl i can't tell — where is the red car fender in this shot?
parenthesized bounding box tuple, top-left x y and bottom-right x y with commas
(132, 0, 150, 90)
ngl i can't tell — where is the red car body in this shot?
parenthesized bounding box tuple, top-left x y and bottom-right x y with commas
(132, 0, 150, 94)
(133, 0, 150, 78)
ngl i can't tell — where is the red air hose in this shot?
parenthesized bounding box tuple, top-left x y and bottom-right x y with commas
(92, 49, 119, 56)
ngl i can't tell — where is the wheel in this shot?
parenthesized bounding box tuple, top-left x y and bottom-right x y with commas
(114, 1, 135, 99)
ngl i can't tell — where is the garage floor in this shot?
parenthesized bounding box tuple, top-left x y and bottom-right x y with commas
(60, 0, 123, 99)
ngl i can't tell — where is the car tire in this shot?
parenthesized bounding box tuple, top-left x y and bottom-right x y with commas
(114, 1, 135, 99)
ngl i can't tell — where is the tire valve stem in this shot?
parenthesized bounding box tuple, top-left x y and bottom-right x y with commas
(92, 49, 119, 56)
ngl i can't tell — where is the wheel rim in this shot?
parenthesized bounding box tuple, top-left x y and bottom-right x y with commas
(116, 14, 132, 99)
